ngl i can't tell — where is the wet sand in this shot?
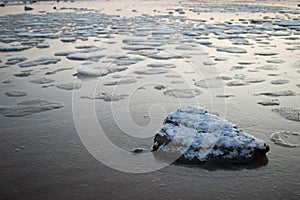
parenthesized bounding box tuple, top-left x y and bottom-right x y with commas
(0, 0, 300, 199)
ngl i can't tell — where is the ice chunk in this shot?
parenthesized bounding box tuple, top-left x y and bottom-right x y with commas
(152, 106, 269, 164)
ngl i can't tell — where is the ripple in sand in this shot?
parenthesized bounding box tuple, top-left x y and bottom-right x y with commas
(19, 57, 61, 68)
(271, 79, 290, 85)
(0, 99, 63, 117)
(163, 88, 203, 98)
(30, 77, 55, 84)
(56, 83, 82, 90)
(45, 67, 73, 75)
(272, 107, 300, 122)
(257, 99, 280, 106)
(271, 131, 300, 147)
(5, 91, 27, 97)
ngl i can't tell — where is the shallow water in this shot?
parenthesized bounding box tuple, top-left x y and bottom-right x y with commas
(0, 0, 300, 199)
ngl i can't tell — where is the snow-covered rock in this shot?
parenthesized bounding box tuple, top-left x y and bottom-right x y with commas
(152, 106, 269, 164)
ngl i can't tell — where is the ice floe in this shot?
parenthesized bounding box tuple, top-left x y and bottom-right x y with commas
(30, 77, 55, 84)
(5, 57, 27, 65)
(163, 89, 203, 98)
(257, 90, 296, 97)
(56, 82, 82, 90)
(81, 92, 128, 101)
(216, 46, 247, 54)
(67, 52, 105, 61)
(271, 131, 300, 147)
(257, 99, 280, 106)
(0, 99, 63, 117)
(19, 57, 61, 68)
(0, 45, 31, 52)
(5, 91, 27, 97)
(272, 107, 300, 122)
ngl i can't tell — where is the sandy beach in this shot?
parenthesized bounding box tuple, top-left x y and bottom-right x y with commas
(0, 0, 299, 199)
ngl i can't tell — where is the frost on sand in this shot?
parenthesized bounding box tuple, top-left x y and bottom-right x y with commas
(152, 106, 269, 164)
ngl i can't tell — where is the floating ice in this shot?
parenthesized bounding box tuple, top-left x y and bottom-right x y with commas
(67, 52, 105, 61)
(19, 57, 61, 68)
(76, 65, 127, 77)
(226, 80, 248, 86)
(152, 106, 269, 163)
(271, 79, 290, 85)
(257, 99, 280, 106)
(0, 45, 30, 52)
(36, 43, 50, 48)
(134, 68, 168, 75)
(254, 52, 278, 56)
(163, 89, 203, 98)
(61, 37, 76, 42)
(45, 67, 72, 75)
(271, 131, 300, 148)
(0, 99, 63, 117)
(14, 72, 31, 77)
(103, 79, 137, 86)
(257, 90, 296, 97)
(272, 107, 300, 122)
(56, 82, 82, 90)
(81, 92, 128, 101)
(194, 79, 223, 89)
(216, 46, 247, 54)
(5, 57, 27, 65)
(147, 63, 176, 69)
(30, 77, 55, 84)
(5, 91, 27, 97)
(147, 53, 183, 60)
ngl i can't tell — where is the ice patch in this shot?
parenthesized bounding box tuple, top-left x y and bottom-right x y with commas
(81, 92, 128, 101)
(271, 131, 300, 148)
(257, 99, 280, 106)
(56, 83, 82, 90)
(272, 107, 300, 122)
(19, 57, 61, 68)
(0, 99, 63, 117)
(271, 79, 290, 85)
(67, 52, 105, 61)
(163, 89, 203, 98)
(30, 77, 55, 84)
(216, 46, 247, 53)
(5, 91, 27, 97)
(0, 45, 31, 52)
(5, 57, 27, 65)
